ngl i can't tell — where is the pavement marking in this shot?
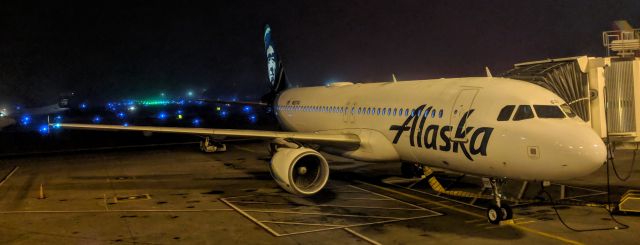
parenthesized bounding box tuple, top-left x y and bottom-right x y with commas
(221, 198, 284, 236)
(344, 228, 382, 245)
(0, 166, 19, 188)
(259, 220, 343, 227)
(222, 185, 443, 237)
(355, 180, 584, 245)
(243, 209, 405, 220)
(227, 201, 428, 211)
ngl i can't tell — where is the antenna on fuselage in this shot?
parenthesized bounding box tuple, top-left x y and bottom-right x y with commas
(392, 73, 398, 82)
(485, 67, 493, 78)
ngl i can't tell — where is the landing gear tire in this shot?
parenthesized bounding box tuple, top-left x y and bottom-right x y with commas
(401, 162, 423, 178)
(487, 204, 502, 224)
(500, 205, 513, 220)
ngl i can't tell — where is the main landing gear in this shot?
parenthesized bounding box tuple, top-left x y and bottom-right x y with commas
(486, 178, 513, 224)
(200, 137, 227, 153)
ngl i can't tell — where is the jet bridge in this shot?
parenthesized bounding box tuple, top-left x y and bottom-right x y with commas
(502, 27, 640, 148)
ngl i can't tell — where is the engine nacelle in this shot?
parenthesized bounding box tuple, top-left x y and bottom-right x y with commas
(269, 147, 330, 196)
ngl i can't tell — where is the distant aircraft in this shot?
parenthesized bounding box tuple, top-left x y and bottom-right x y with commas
(57, 25, 606, 224)
(0, 92, 75, 130)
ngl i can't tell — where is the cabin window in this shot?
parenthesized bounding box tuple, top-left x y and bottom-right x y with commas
(534, 105, 565, 119)
(513, 105, 534, 121)
(377, 108, 381, 115)
(431, 110, 436, 118)
(439, 109, 443, 118)
(382, 108, 386, 115)
(393, 108, 397, 116)
(560, 104, 576, 118)
(497, 105, 515, 121)
(405, 109, 409, 116)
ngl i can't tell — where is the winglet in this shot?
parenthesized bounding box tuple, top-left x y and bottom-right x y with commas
(392, 74, 398, 82)
(485, 67, 493, 78)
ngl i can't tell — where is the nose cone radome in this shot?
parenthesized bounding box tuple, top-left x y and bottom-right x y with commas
(558, 127, 607, 179)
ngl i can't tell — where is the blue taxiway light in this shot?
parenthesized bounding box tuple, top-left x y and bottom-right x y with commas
(79, 103, 88, 109)
(92, 116, 102, 123)
(242, 105, 252, 113)
(20, 115, 31, 126)
(38, 125, 49, 135)
(248, 115, 257, 123)
(123, 122, 129, 127)
(158, 112, 168, 120)
(116, 112, 126, 119)
(192, 118, 201, 127)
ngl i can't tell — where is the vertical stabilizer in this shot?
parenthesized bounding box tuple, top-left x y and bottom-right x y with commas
(264, 25, 288, 94)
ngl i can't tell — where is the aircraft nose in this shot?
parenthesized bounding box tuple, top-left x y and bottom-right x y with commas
(557, 126, 607, 178)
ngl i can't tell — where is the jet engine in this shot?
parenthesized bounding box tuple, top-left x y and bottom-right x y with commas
(269, 147, 330, 196)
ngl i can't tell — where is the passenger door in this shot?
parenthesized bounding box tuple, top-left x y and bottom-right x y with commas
(449, 89, 479, 142)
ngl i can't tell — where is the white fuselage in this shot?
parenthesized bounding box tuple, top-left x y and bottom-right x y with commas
(274, 77, 606, 181)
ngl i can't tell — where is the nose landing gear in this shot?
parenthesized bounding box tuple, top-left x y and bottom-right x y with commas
(486, 178, 513, 224)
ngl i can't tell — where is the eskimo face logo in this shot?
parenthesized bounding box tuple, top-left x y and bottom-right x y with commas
(264, 26, 277, 86)
(389, 105, 493, 161)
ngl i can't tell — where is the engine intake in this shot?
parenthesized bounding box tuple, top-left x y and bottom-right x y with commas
(269, 147, 329, 196)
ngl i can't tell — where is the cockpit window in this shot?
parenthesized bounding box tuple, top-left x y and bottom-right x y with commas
(497, 105, 515, 121)
(534, 105, 565, 119)
(513, 105, 534, 121)
(560, 104, 577, 118)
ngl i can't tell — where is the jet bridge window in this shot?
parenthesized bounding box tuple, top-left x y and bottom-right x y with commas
(496, 105, 515, 121)
(533, 105, 565, 119)
(513, 105, 534, 121)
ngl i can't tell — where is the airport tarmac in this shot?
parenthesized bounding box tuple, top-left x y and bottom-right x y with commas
(0, 141, 639, 244)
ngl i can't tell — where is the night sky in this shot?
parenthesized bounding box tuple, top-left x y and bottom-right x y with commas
(1, 1, 638, 106)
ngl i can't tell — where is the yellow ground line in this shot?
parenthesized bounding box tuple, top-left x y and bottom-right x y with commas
(354, 180, 583, 245)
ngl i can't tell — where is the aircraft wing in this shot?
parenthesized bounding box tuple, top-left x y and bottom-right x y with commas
(56, 123, 360, 147)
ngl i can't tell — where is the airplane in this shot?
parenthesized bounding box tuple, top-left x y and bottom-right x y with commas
(0, 92, 75, 131)
(55, 25, 607, 224)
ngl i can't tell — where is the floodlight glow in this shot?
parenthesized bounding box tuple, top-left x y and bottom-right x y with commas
(128, 106, 137, 111)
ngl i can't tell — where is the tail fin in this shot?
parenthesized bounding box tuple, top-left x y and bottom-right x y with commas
(264, 25, 288, 94)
